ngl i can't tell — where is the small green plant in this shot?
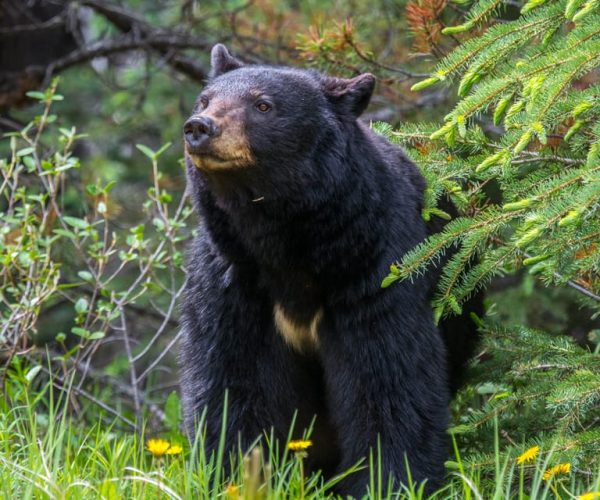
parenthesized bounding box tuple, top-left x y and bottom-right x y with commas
(0, 79, 192, 428)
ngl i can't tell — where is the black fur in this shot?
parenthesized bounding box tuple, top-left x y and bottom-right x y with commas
(180, 45, 481, 497)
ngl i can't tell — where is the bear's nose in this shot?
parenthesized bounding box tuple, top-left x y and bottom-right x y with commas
(183, 116, 219, 150)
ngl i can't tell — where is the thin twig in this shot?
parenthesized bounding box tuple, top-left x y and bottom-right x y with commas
(38, 365, 138, 430)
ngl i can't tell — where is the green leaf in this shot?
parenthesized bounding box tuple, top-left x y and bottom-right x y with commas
(513, 131, 533, 155)
(63, 216, 89, 229)
(54, 228, 77, 240)
(22, 157, 36, 172)
(159, 192, 172, 203)
(136, 144, 156, 159)
(477, 382, 508, 394)
(77, 270, 94, 282)
(16, 147, 34, 157)
(25, 91, 46, 100)
(88, 331, 106, 340)
(165, 391, 182, 432)
(25, 365, 43, 383)
(476, 151, 507, 173)
(75, 298, 89, 314)
(572, 0, 599, 21)
(71, 327, 90, 338)
(154, 142, 172, 158)
(516, 227, 543, 248)
(447, 425, 472, 435)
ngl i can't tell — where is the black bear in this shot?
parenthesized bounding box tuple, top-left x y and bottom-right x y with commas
(180, 44, 480, 497)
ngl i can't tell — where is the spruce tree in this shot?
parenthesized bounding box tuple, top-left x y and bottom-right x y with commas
(381, 1, 600, 321)
(378, 0, 600, 480)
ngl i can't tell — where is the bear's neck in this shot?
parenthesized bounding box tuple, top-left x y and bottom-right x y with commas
(194, 122, 426, 304)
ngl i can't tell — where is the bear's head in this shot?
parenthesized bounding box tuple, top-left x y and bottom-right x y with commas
(184, 44, 375, 186)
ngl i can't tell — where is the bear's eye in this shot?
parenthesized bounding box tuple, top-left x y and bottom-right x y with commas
(199, 96, 209, 109)
(255, 100, 272, 113)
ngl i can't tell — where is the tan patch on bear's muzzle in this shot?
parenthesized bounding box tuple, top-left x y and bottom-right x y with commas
(186, 101, 254, 171)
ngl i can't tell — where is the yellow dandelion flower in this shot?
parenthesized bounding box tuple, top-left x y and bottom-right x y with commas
(288, 439, 312, 452)
(579, 493, 600, 500)
(165, 444, 183, 455)
(225, 484, 239, 499)
(516, 445, 540, 464)
(542, 463, 571, 481)
(146, 438, 171, 457)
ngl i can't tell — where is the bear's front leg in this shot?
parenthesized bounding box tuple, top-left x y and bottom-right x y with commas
(180, 242, 315, 459)
(320, 289, 450, 497)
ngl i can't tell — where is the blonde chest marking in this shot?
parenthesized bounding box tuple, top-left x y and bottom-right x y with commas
(273, 304, 323, 353)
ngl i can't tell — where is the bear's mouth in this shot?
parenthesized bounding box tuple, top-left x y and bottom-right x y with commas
(186, 150, 251, 171)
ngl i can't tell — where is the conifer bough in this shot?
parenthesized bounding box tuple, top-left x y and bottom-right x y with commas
(381, 1, 600, 319)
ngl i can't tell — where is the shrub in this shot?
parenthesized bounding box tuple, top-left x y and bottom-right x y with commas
(0, 80, 192, 429)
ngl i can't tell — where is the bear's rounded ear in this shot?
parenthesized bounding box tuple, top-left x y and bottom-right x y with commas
(210, 44, 244, 78)
(322, 73, 376, 118)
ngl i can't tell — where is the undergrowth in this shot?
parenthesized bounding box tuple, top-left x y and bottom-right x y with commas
(1, 362, 599, 499)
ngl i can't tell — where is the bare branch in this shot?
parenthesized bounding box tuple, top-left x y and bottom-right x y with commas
(0, 14, 64, 36)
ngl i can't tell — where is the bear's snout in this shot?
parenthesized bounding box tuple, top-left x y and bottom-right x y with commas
(183, 116, 220, 153)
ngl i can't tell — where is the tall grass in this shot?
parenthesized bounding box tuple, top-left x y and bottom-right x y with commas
(1, 371, 599, 499)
